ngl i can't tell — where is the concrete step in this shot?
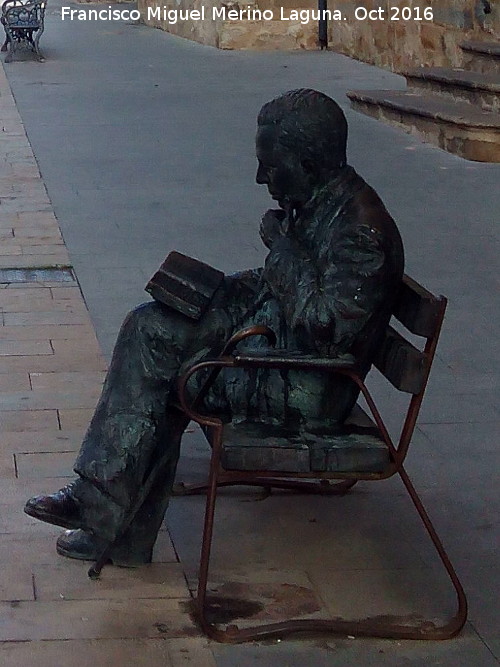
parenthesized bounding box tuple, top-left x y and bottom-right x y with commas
(404, 67, 500, 112)
(460, 40, 500, 75)
(346, 89, 500, 162)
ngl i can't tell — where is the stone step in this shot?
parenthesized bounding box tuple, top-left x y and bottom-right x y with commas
(404, 67, 500, 112)
(460, 40, 500, 75)
(346, 89, 500, 163)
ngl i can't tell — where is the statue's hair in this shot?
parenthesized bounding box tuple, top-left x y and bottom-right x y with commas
(258, 89, 347, 171)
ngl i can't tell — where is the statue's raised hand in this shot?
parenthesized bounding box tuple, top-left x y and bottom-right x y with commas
(259, 209, 286, 249)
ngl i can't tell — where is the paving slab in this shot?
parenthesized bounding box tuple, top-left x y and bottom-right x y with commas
(58, 407, 96, 429)
(0, 429, 84, 454)
(1, 409, 59, 431)
(0, 637, 218, 667)
(15, 451, 77, 479)
(0, 323, 100, 340)
(0, 452, 17, 479)
(0, 564, 35, 602)
(0, 599, 198, 641)
(0, 340, 53, 355)
(210, 628, 499, 667)
(0, 388, 101, 411)
(33, 561, 189, 601)
(0, 372, 30, 391)
(29, 371, 106, 392)
(0, 639, 175, 667)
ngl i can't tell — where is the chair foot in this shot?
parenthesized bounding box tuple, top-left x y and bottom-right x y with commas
(173, 478, 356, 496)
(198, 611, 467, 644)
(259, 478, 357, 495)
(172, 480, 272, 496)
(194, 464, 467, 644)
(172, 481, 211, 496)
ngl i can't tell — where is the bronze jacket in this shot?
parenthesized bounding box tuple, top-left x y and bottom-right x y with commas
(212, 166, 404, 426)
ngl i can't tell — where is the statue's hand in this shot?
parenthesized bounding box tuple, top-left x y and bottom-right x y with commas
(260, 209, 286, 249)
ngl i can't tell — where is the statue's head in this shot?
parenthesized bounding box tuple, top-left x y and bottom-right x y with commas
(256, 89, 348, 210)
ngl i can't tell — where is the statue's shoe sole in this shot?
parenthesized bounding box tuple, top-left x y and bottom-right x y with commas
(24, 504, 83, 531)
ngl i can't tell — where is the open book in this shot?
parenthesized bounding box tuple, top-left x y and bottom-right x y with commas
(145, 251, 225, 320)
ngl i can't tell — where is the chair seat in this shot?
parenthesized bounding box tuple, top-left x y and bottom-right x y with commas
(218, 404, 391, 474)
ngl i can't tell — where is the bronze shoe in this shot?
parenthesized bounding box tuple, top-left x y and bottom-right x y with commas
(56, 529, 106, 561)
(57, 529, 153, 568)
(24, 481, 84, 530)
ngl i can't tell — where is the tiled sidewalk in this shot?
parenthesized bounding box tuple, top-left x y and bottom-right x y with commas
(0, 66, 216, 666)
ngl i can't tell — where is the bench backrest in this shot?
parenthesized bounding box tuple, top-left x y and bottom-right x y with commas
(2, 0, 45, 27)
(371, 275, 446, 459)
(374, 275, 447, 395)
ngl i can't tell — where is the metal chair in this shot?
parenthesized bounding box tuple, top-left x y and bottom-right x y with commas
(1, 0, 46, 62)
(176, 274, 467, 643)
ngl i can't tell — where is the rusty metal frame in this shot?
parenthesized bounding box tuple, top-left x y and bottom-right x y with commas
(176, 285, 468, 643)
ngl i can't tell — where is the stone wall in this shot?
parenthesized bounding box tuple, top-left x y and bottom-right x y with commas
(136, 0, 317, 49)
(329, 0, 499, 70)
(137, 0, 220, 46)
(137, 0, 499, 68)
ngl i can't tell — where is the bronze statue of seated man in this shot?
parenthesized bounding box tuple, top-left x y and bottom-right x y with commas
(25, 89, 404, 566)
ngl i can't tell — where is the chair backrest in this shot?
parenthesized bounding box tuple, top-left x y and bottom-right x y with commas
(2, 0, 44, 26)
(373, 274, 447, 457)
(2, 0, 22, 13)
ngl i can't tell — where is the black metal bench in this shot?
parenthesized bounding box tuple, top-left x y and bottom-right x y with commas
(1, 0, 46, 63)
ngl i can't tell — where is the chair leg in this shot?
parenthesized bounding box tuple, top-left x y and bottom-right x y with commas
(196, 427, 225, 638)
(4, 31, 14, 63)
(33, 27, 44, 61)
(195, 465, 467, 643)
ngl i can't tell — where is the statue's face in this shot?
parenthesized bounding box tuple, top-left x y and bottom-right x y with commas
(256, 125, 314, 209)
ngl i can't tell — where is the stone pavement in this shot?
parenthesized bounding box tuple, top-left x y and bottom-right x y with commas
(1, 3, 499, 665)
(0, 65, 216, 665)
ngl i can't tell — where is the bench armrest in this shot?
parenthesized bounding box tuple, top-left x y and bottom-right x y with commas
(232, 350, 359, 373)
(178, 347, 364, 428)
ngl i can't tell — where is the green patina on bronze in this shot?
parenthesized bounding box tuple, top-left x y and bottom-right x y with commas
(25, 89, 404, 564)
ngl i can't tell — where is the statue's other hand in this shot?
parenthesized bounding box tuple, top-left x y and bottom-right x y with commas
(260, 209, 286, 248)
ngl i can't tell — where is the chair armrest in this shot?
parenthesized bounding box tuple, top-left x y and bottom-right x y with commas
(220, 325, 277, 355)
(231, 350, 396, 460)
(178, 350, 363, 427)
(177, 350, 395, 461)
(178, 357, 235, 426)
(177, 326, 276, 426)
(232, 349, 360, 374)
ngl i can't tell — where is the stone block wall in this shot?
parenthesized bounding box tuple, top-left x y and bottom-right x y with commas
(329, 0, 499, 70)
(137, 0, 220, 46)
(137, 0, 499, 68)
(137, 0, 318, 49)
